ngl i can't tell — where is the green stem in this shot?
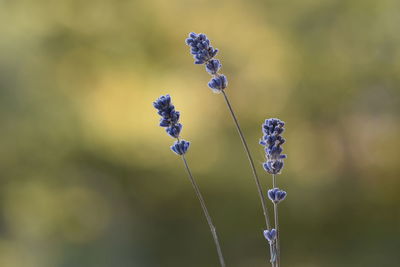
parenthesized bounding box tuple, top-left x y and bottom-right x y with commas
(221, 90, 274, 266)
(221, 90, 272, 230)
(272, 174, 280, 267)
(181, 154, 226, 267)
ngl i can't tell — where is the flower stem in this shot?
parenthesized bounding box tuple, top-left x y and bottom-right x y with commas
(272, 174, 280, 267)
(221, 91, 274, 266)
(273, 203, 280, 267)
(221, 90, 272, 230)
(181, 154, 226, 267)
(269, 242, 276, 266)
(273, 174, 277, 188)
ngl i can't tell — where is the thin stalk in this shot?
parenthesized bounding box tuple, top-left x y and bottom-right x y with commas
(181, 154, 226, 267)
(273, 203, 280, 267)
(273, 174, 277, 188)
(221, 90, 271, 230)
(272, 174, 280, 267)
(269, 242, 276, 267)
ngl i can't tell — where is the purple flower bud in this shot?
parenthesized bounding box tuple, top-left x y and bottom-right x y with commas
(166, 123, 182, 138)
(208, 75, 228, 93)
(263, 160, 284, 175)
(153, 94, 171, 111)
(267, 188, 287, 204)
(260, 118, 287, 174)
(263, 229, 277, 243)
(205, 59, 222, 75)
(171, 140, 190, 155)
(154, 95, 184, 139)
(185, 32, 218, 64)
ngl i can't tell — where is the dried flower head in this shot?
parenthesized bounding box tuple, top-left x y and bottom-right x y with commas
(260, 118, 287, 174)
(153, 94, 183, 138)
(185, 32, 228, 94)
(186, 32, 218, 64)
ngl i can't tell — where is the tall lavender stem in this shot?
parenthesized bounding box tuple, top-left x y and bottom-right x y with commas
(272, 174, 280, 267)
(153, 94, 226, 267)
(222, 90, 272, 230)
(222, 91, 275, 267)
(262, 119, 287, 267)
(184, 31, 272, 228)
(181, 154, 226, 267)
(185, 32, 275, 265)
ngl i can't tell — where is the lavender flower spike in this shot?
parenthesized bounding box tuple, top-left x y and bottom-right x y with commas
(268, 188, 287, 204)
(185, 32, 228, 94)
(186, 32, 218, 64)
(261, 118, 287, 267)
(186, 32, 281, 265)
(153, 94, 189, 154)
(260, 118, 287, 175)
(185, 32, 273, 240)
(153, 94, 225, 266)
(153, 94, 183, 139)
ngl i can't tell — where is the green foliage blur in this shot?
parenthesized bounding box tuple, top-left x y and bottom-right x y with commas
(1, 0, 400, 266)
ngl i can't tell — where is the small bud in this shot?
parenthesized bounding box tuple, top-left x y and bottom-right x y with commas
(263, 229, 277, 243)
(267, 188, 287, 204)
(166, 123, 182, 138)
(205, 59, 222, 75)
(263, 160, 284, 175)
(208, 75, 228, 93)
(171, 140, 190, 155)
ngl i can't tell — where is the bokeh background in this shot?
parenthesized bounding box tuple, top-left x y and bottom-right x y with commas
(1, 0, 400, 266)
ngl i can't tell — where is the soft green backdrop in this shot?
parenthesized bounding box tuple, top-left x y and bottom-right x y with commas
(1, 0, 399, 266)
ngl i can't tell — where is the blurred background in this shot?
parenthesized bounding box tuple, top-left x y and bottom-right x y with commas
(1, 0, 400, 266)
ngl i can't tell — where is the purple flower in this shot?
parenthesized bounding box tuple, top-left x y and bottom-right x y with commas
(263, 229, 277, 243)
(153, 95, 183, 138)
(171, 140, 190, 155)
(205, 59, 222, 75)
(263, 160, 284, 175)
(153, 94, 171, 111)
(260, 118, 286, 174)
(185, 32, 228, 93)
(208, 75, 228, 93)
(268, 188, 287, 204)
(186, 32, 218, 64)
(166, 123, 183, 138)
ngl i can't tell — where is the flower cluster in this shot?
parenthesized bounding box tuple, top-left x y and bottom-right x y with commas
(153, 94, 183, 138)
(263, 229, 277, 244)
(186, 32, 218, 64)
(268, 188, 287, 204)
(260, 118, 287, 175)
(153, 95, 190, 155)
(185, 32, 228, 93)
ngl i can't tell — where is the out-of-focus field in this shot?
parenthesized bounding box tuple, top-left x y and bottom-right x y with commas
(1, 0, 399, 266)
